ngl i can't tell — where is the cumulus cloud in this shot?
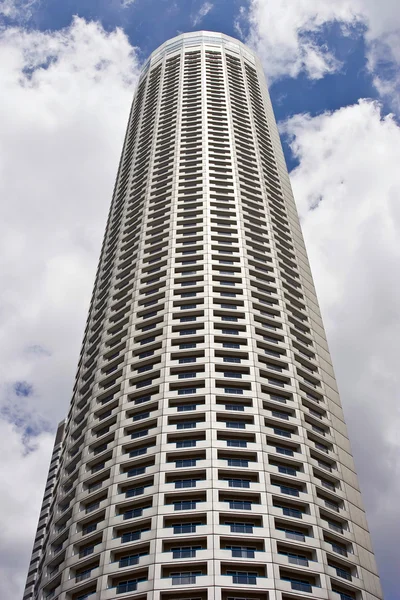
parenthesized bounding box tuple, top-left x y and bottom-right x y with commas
(282, 99, 400, 597)
(191, 1, 214, 27)
(243, 0, 400, 105)
(0, 16, 141, 597)
(0, 420, 54, 598)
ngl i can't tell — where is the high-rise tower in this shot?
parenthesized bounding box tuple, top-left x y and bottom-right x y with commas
(23, 31, 382, 600)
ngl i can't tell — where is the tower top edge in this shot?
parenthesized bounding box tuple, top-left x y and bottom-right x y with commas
(140, 30, 260, 76)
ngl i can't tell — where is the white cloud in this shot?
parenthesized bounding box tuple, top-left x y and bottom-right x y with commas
(0, 0, 38, 20)
(243, 0, 400, 105)
(191, 1, 214, 27)
(282, 99, 400, 596)
(0, 421, 54, 597)
(0, 16, 141, 597)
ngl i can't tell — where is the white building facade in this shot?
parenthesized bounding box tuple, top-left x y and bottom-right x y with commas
(23, 31, 382, 600)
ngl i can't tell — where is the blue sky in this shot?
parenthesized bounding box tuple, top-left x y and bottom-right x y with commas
(0, 0, 399, 599)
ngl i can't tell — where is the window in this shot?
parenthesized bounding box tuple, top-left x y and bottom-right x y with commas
(177, 421, 197, 429)
(226, 421, 245, 429)
(123, 508, 144, 520)
(227, 522, 254, 533)
(223, 343, 240, 349)
(277, 465, 297, 476)
(282, 578, 312, 593)
(75, 568, 92, 582)
(279, 506, 303, 518)
(227, 546, 255, 558)
(226, 478, 250, 488)
(228, 458, 248, 467)
(279, 551, 308, 566)
(171, 572, 201, 585)
(274, 428, 291, 438)
(279, 485, 300, 497)
(225, 403, 244, 411)
(173, 523, 199, 534)
(176, 439, 197, 448)
(131, 429, 148, 439)
(116, 578, 147, 594)
(126, 486, 145, 498)
(226, 571, 257, 584)
(178, 388, 197, 395)
(179, 343, 197, 349)
(277, 527, 305, 542)
(133, 412, 150, 421)
(176, 459, 197, 467)
(177, 404, 197, 411)
(227, 439, 247, 448)
(119, 553, 146, 567)
(229, 500, 252, 510)
(172, 546, 201, 558)
(121, 531, 141, 543)
(127, 467, 146, 477)
(332, 589, 355, 600)
(175, 479, 199, 488)
(174, 500, 197, 510)
(276, 447, 294, 456)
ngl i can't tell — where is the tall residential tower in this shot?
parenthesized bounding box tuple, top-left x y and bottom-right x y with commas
(23, 32, 382, 600)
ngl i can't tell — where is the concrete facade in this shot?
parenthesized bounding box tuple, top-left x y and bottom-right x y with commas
(23, 31, 382, 600)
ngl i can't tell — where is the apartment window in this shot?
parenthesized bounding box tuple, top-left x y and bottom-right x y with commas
(176, 459, 197, 467)
(178, 388, 197, 395)
(279, 550, 309, 566)
(229, 500, 252, 510)
(171, 571, 201, 585)
(274, 428, 291, 438)
(225, 476, 251, 488)
(126, 486, 145, 498)
(225, 404, 244, 411)
(116, 578, 147, 594)
(174, 500, 197, 510)
(281, 578, 312, 593)
(276, 447, 294, 457)
(178, 372, 197, 379)
(227, 458, 248, 467)
(124, 507, 144, 520)
(277, 527, 305, 541)
(176, 439, 197, 448)
(177, 421, 197, 429)
(175, 479, 200, 488)
(227, 439, 247, 448)
(226, 546, 255, 558)
(173, 523, 199, 534)
(172, 546, 201, 558)
(227, 522, 254, 533)
(226, 571, 257, 584)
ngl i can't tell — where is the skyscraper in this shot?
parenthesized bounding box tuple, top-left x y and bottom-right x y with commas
(23, 31, 382, 600)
